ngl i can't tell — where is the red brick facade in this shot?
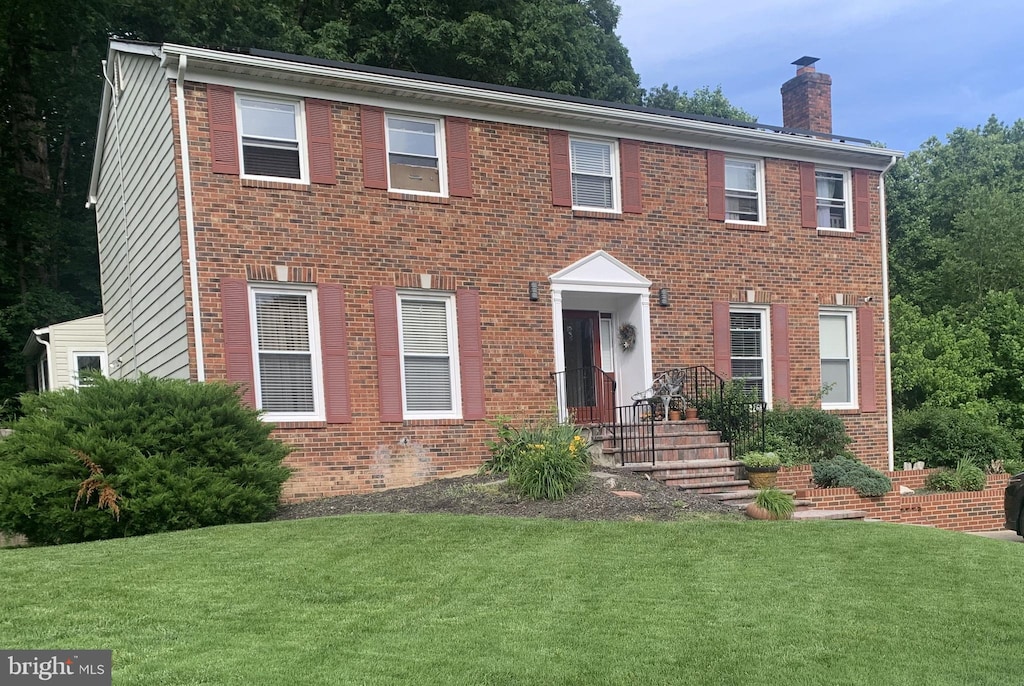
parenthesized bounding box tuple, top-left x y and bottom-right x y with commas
(150, 50, 897, 502)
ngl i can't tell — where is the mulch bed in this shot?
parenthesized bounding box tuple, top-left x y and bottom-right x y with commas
(275, 470, 740, 523)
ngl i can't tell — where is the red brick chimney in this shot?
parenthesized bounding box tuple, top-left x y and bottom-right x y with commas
(781, 56, 832, 135)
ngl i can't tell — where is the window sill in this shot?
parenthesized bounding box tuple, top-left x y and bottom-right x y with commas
(725, 222, 768, 233)
(817, 229, 857, 238)
(823, 408, 861, 416)
(573, 209, 622, 220)
(241, 178, 310, 192)
(269, 420, 329, 429)
(402, 418, 466, 426)
(388, 191, 450, 204)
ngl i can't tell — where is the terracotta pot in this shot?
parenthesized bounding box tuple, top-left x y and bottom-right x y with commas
(745, 502, 791, 520)
(668, 410, 682, 421)
(684, 407, 698, 420)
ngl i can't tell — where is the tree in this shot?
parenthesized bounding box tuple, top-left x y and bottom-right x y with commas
(642, 83, 755, 122)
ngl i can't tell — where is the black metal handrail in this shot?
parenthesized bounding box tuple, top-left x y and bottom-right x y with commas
(551, 366, 616, 425)
(612, 403, 656, 465)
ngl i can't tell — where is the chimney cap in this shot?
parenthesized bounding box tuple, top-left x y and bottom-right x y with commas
(792, 56, 819, 67)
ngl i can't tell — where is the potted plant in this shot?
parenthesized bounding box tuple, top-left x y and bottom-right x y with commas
(745, 487, 795, 520)
(668, 397, 683, 421)
(741, 451, 781, 489)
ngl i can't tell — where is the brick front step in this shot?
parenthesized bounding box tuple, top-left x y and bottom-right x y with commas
(725, 498, 815, 510)
(621, 459, 741, 472)
(671, 479, 752, 494)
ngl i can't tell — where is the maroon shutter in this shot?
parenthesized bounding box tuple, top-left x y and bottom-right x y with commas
(712, 301, 731, 378)
(707, 150, 725, 221)
(549, 130, 572, 207)
(305, 98, 337, 185)
(853, 169, 871, 234)
(620, 138, 642, 214)
(456, 289, 486, 420)
(318, 284, 351, 423)
(361, 105, 388, 190)
(220, 278, 255, 407)
(771, 303, 791, 404)
(373, 286, 403, 421)
(207, 84, 239, 175)
(857, 306, 877, 412)
(446, 117, 473, 198)
(799, 162, 817, 228)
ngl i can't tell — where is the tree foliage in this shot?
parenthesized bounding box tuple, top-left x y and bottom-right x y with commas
(642, 83, 755, 122)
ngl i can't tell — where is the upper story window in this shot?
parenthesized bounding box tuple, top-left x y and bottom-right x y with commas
(819, 309, 857, 409)
(816, 169, 851, 230)
(398, 292, 461, 418)
(250, 285, 324, 422)
(387, 114, 446, 195)
(237, 96, 305, 182)
(725, 157, 764, 224)
(730, 308, 771, 404)
(570, 137, 619, 212)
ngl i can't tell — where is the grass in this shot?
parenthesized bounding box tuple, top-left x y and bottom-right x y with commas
(2, 515, 1022, 685)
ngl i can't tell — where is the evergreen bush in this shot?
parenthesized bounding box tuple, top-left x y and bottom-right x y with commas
(894, 406, 1020, 469)
(813, 456, 892, 497)
(0, 376, 291, 545)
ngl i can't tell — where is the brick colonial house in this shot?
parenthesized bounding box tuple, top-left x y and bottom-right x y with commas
(87, 41, 901, 502)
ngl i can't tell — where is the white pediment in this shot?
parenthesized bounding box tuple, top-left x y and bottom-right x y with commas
(549, 250, 651, 290)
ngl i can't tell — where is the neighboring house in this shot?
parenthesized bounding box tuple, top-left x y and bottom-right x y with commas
(23, 314, 108, 391)
(87, 41, 902, 501)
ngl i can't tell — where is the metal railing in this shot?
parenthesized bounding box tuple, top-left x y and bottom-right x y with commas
(551, 366, 617, 425)
(612, 403, 657, 465)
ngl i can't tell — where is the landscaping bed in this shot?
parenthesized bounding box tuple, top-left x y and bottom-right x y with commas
(275, 470, 738, 522)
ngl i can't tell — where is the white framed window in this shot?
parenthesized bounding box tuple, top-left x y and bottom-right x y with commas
(816, 168, 851, 230)
(729, 307, 771, 405)
(725, 157, 765, 224)
(70, 351, 108, 388)
(237, 95, 306, 182)
(819, 309, 857, 409)
(570, 136, 619, 212)
(397, 292, 461, 419)
(386, 114, 446, 196)
(249, 285, 324, 422)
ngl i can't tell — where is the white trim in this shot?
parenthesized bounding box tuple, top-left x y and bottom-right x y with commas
(236, 92, 309, 184)
(724, 156, 766, 226)
(569, 135, 620, 213)
(177, 55, 205, 382)
(879, 155, 899, 470)
(729, 305, 772, 407)
(814, 167, 853, 232)
(248, 284, 325, 423)
(396, 291, 462, 419)
(69, 350, 109, 388)
(819, 308, 858, 410)
(385, 112, 448, 197)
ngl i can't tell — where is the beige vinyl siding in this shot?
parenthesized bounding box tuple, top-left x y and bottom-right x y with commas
(94, 51, 190, 380)
(48, 315, 107, 389)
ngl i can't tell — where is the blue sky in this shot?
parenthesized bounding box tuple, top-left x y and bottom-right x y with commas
(615, 0, 1024, 154)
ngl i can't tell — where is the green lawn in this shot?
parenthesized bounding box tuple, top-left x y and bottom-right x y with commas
(2, 515, 1021, 685)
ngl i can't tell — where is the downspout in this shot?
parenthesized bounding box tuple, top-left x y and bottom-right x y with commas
(879, 155, 899, 471)
(34, 333, 53, 391)
(102, 60, 140, 377)
(176, 54, 206, 382)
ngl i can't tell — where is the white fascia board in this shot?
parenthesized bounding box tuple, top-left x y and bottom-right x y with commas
(160, 44, 903, 171)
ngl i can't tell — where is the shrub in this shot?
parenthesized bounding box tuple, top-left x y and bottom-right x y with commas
(766, 404, 852, 463)
(741, 451, 781, 469)
(925, 460, 987, 492)
(894, 406, 1020, 469)
(1004, 458, 1024, 476)
(699, 381, 763, 456)
(508, 424, 590, 500)
(480, 417, 528, 474)
(0, 376, 292, 545)
(813, 456, 892, 497)
(752, 488, 795, 519)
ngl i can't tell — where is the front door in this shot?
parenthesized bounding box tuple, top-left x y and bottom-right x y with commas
(562, 310, 614, 423)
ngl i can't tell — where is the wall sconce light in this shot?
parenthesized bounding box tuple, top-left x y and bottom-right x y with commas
(658, 288, 670, 307)
(528, 281, 540, 301)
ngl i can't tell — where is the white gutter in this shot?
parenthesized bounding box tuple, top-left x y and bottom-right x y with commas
(176, 54, 206, 382)
(879, 154, 899, 471)
(160, 43, 902, 170)
(33, 330, 53, 392)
